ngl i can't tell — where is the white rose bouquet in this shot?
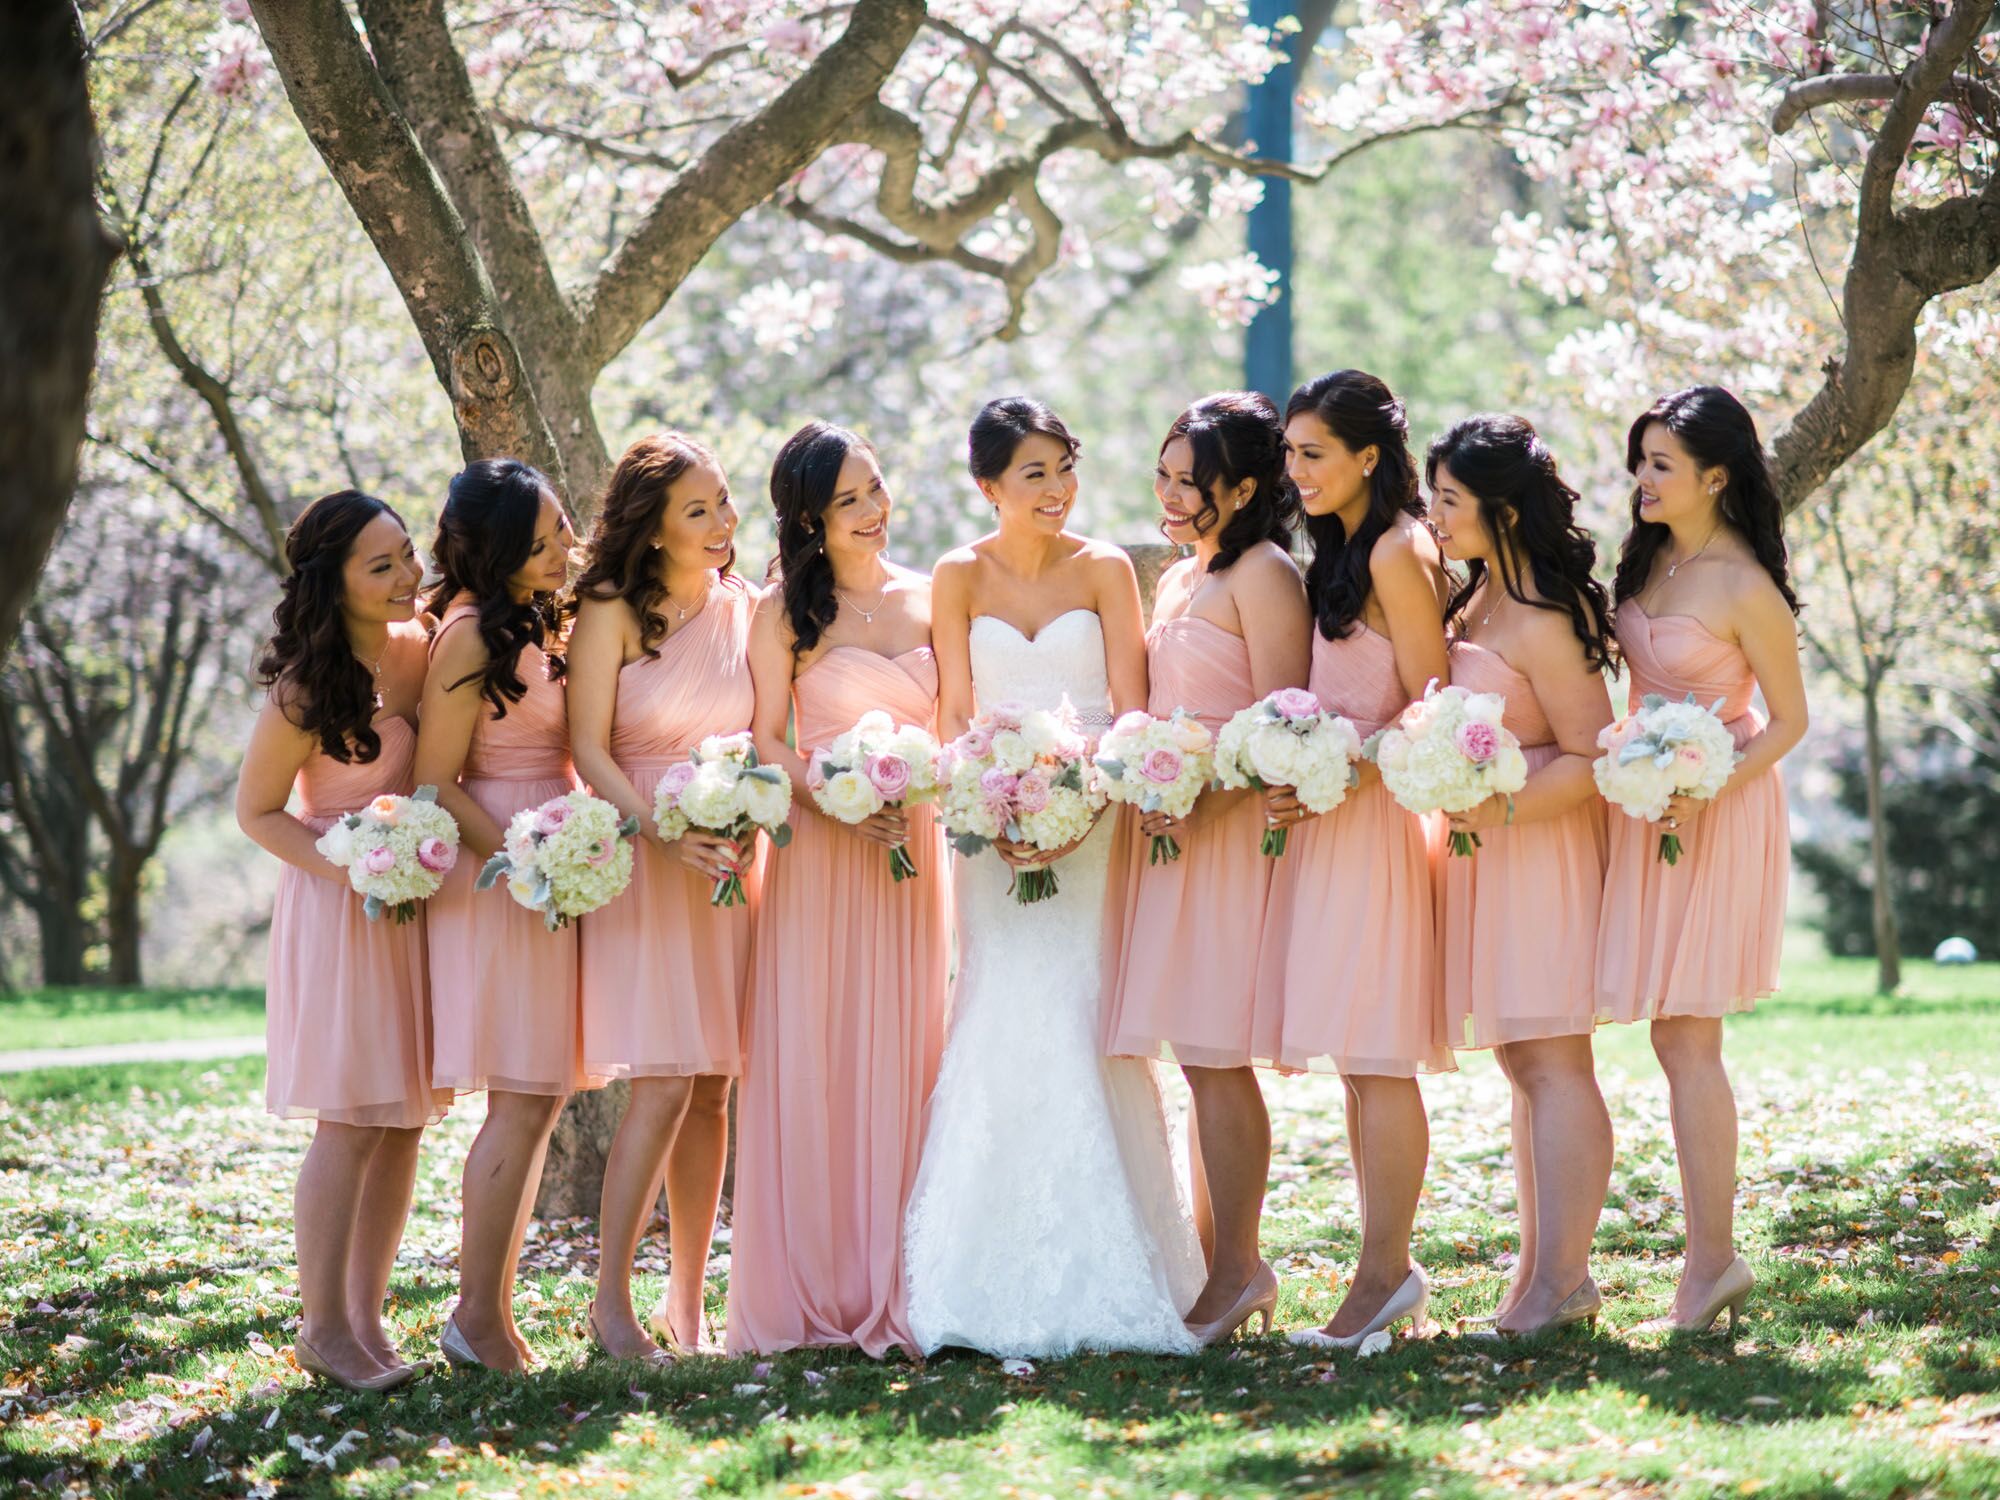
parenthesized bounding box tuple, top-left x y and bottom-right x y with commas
(652, 731, 795, 907)
(1592, 692, 1742, 865)
(1212, 688, 1364, 857)
(476, 790, 640, 929)
(1365, 680, 1529, 856)
(314, 785, 459, 923)
(1092, 708, 1214, 865)
(937, 699, 1106, 904)
(806, 709, 943, 882)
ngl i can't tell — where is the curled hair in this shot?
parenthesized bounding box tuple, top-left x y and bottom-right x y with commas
(1426, 415, 1615, 673)
(967, 396, 1079, 486)
(1614, 385, 1799, 614)
(1286, 370, 1425, 638)
(1158, 390, 1299, 572)
(255, 489, 407, 763)
(422, 459, 563, 717)
(769, 420, 874, 657)
(573, 432, 735, 657)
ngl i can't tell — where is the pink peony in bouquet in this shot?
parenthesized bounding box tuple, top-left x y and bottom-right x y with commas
(314, 785, 459, 922)
(937, 699, 1106, 904)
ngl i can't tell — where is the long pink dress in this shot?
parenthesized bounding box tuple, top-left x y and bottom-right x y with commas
(426, 607, 587, 1096)
(726, 647, 949, 1357)
(579, 580, 762, 1079)
(1102, 615, 1281, 1069)
(1437, 641, 1608, 1049)
(1256, 625, 1452, 1075)
(265, 707, 448, 1129)
(1595, 601, 1788, 1020)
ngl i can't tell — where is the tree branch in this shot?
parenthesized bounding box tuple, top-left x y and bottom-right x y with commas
(1772, 69, 2000, 136)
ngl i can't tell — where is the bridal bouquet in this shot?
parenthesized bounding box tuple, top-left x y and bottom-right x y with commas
(314, 786, 459, 923)
(1366, 681, 1528, 856)
(938, 700, 1106, 904)
(1092, 708, 1214, 864)
(1593, 692, 1741, 865)
(652, 731, 794, 907)
(1212, 688, 1363, 857)
(807, 710, 944, 882)
(476, 790, 640, 929)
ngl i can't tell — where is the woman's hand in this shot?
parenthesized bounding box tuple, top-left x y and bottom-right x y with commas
(676, 830, 747, 882)
(1445, 794, 1511, 837)
(1654, 793, 1704, 830)
(850, 806, 909, 850)
(1262, 786, 1315, 832)
(1139, 809, 1189, 845)
(995, 831, 1085, 869)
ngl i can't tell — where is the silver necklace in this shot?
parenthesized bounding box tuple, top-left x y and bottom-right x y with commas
(1665, 522, 1723, 579)
(837, 582, 889, 623)
(664, 582, 707, 623)
(357, 644, 387, 711)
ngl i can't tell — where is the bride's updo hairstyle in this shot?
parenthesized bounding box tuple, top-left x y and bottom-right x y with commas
(967, 396, 1080, 492)
(1158, 390, 1299, 572)
(769, 419, 873, 657)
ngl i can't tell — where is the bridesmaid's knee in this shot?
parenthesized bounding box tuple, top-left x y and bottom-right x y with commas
(1649, 1016, 1723, 1074)
(687, 1073, 733, 1118)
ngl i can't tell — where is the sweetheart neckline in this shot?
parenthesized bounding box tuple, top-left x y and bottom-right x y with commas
(969, 608, 1100, 646)
(1621, 600, 1738, 649)
(798, 642, 936, 679)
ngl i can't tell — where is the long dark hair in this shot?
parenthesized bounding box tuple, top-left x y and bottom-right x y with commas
(967, 396, 1079, 487)
(1158, 390, 1298, 572)
(1427, 415, 1615, 673)
(423, 459, 563, 717)
(1613, 385, 1799, 614)
(573, 432, 735, 658)
(256, 489, 406, 763)
(1287, 370, 1425, 639)
(769, 420, 875, 657)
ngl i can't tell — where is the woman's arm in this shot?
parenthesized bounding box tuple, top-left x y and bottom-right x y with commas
(1093, 548, 1150, 718)
(1239, 546, 1312, 697)
(1454, 611, 1612, 834)
(234, 698, 343, 882)
(411, 617, 509, 861)
(566, 597, 653, 837)
(931, 553, 978, 740)
(1666, 576, 1807, 822)
(1376, 528, 1452, 702)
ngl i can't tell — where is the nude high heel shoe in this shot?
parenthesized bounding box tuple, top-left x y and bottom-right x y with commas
(1185, 1261, 1279, 1347)
(294, 1335, 418, 1393)
(1499, 1277, 1601, 1338)
(1288, 1267, 1431, 1350)
(1632, 1255, 1753, 1335)
(591, 1303, 676, 1367)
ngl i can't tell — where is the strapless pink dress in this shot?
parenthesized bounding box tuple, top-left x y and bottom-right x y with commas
(579, 581, 763, 1079)
(1102, 615, 1281, 1069)
(1256, 625, 1451, 1075)
(726, 647, 949, 1358)
(426, 608, 588, 1096)
(1595, 601, 1788, 1020)
(1437, 641, 1608, 1048)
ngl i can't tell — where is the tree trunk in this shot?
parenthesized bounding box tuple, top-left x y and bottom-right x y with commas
(104, 848, 145, 987)
(34, 891, 88, 986)
(1861, 679, 1900, 993)
(0, 5, 120, 655)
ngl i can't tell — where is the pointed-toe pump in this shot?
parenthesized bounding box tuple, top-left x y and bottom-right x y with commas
(1185, 1261, 1279, 1347)
(1288, 1266, 1431, 1351)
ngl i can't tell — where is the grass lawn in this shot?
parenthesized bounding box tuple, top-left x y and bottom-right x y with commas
(0, 987, 265, 1053)
(2, 957, 1997, 1497)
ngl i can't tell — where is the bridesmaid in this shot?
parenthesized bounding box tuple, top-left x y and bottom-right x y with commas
(1101, 391, 1311, 1345)
(1426, 415, 1617, 1337)
(1256, 372, 1454, 1350)
(412, 459, 585, 1372)
(727, 422, 948, 1357)
(1597, 386, 1806, 1333)
(569, 433, 761, 1362)
(235, 490, 445, 1392)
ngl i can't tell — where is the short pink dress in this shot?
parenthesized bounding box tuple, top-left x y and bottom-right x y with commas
(579, 580, 762, 1079)
(1437, 641, 1608, 1049)
(727, 646, 949, 1358)
(1256, 624, 1452, 1075)
(1595, 601, 1788, 1020)
(1102, 615, 1281, 1069)
(265, 708, 448, 1129)
(426, 607, 587, 1096)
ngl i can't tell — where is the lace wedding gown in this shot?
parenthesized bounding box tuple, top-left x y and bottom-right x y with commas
(902, 609, 1203, 1357)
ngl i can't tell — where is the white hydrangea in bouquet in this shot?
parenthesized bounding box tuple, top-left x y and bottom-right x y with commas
(1092, 708, 1215, 865)
(1212, 688, 1363, 857)
(937, 699, 1106, 904)
(476, 790, 639, 929)
(806, 709, 944, 882)
(1593, 692, 1741, 866)
(314, 786, 459, 923)
(1365, 681, 1528, 857)
(652, 731, 794, 907)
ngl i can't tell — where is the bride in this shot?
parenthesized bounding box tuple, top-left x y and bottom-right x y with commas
(902, 397, 1204, 1357)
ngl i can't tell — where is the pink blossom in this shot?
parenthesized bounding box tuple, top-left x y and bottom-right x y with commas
(988, 701, 1027, 731)
(1111, 710, 1153, 737)
(865, 751, 911, 801)
(1270, 687, 1321, 721)
(534, 797, 573, 835)
(1455, 720, 1500, 764)
(1015, 768, 1051, 814)
(958, 724, 994, 759)
(805, 752, 829, 791)
(978, 767, 1019, 804)
(1674, 744, 1708, 774)
(367, 794, 401, 826)
(1599, 717, 1641, 751)
(416, 837, 456, 874)
(1138, 746, 1185, 785)
(361, 845, 398, 875)
(656, 761, 698, 803)
(585, 840, 616, 866)
(762, 18, 817, 57)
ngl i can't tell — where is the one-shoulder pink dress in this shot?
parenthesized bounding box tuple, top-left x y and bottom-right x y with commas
(1256, 625, 1452, 1075)
(580, 581, 762, 1079)
(1595, 601, 1787, 1020)
(265, 709, 449, 1129)
(726, 646, 949, 1358)
(1102, 615, 1281, 1069)
(1437, 641, 1608, 1049)
(426, 608, 588, 1096)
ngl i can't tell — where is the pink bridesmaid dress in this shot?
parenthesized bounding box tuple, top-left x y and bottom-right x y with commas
(1437, 641, 1609, 1048)
(266, 699, 448, 1128)
(1595, 602, 1787, 1020)
(726, 646, 949, 1357)
(426, 606, 588, 1097)
(579, 579, 762, 1079)
(1255, 625, 1452, 1075)
(1102, 615, 1281, 1068)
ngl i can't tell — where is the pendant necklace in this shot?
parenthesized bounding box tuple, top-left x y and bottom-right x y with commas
(1665, 521, 1723, 579)
(837, 582, 889, 624)
(357, 645, 387, 712)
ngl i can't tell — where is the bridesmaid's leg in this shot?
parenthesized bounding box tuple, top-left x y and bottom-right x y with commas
(1187, 1093, 1215, 1272)
(455, 1092, 565, 1369)
(1649, 1016, 1739, 1317)
(593, 1075, 693, 1357)
(1493, 1049, 1536, 1320)
(502, 1106, 561, 1359)
(1326, 1075, 1427, 1337)
(348, 1123, 424, 1366)
(1493, 1035, 1611, 1332)
(661, 1074, 733, 1347)
(295, 1121, 393, 1380)
(1180, 1065, 1272, 1325)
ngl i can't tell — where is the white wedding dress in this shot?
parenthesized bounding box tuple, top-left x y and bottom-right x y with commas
(902, 608, 1203, 1357)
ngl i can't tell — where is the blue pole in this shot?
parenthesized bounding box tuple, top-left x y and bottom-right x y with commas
(1244, 0, 1295, 402)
